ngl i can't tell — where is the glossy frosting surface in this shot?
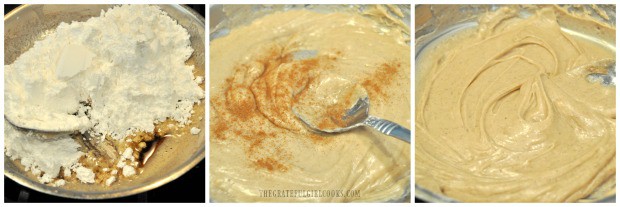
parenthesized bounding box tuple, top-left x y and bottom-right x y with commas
(416, 7, 615, 202)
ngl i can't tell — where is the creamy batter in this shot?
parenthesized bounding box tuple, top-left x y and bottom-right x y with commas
(210, 6, 410, 202)
(293, 74, 369, 131)
(416, 6, 615, 202)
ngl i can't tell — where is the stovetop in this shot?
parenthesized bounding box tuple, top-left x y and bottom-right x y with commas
(3, 4, 206, 203)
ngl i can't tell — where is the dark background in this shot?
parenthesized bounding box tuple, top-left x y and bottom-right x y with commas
(3, 4, 205, 203)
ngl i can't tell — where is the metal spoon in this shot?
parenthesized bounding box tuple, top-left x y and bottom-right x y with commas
(4, 113, 85, 133)
(585, 59, 615, 86)
(294, 96, 411, 143)
(289, 49, 409, 142)
(78, 132, 118, 161)
(4, 113, 113, 159)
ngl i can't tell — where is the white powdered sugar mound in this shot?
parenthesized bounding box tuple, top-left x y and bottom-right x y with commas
(4, 5, 203, 185)
(5, 4, 203, 140)
(4, 123, 85, 184)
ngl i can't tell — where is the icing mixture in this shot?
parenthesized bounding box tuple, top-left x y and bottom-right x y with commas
(415, 6, 615, 202)
(210, 5, 410, 202)
(5, 5, 204, 186)
(292, 74, 369, 131)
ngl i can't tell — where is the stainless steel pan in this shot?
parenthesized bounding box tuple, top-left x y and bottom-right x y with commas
(4, 4, 205, 199)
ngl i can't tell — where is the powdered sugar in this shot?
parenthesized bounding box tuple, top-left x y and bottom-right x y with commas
(122, 166, 137, 177)
(4, 123, 99, 185)
(4, 124, 84, 184)
(116, 147, 138, 177)
(105, 176, 116, 186)
(75, 165, 95, 183)
(195, 76, 204, 84)
(190, 127, 201, 135)
(4, 5, 203, 186)
(52, 179, 66, 187)
(5, 4, 203, 140)
(121, 148, 134, 160)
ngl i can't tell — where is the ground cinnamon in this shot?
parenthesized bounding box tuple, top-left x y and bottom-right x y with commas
(211, 45, 342, 172)
(361, 62, 401, 100)
(254, 157, 288, 172)
(211, 49, 402, 172)
(211, 46, 403, 172)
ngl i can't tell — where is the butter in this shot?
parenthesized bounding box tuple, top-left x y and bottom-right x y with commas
(56, 44, 95, 79)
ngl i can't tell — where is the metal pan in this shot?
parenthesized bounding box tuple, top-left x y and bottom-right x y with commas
(4, 4, 205, 199)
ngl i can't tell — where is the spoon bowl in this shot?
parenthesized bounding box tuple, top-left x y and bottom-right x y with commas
(4, 112, 86, 133)
(294, 94, 411, 143)
(584, 59, 615, 86)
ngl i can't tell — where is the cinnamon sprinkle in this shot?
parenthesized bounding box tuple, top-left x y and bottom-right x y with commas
(254, 157, 288, 172)
(362, 62, 400, 99)
(225, 86, 256, 121)
(211, 45, 342, 172)
(313, 81, 357, 130)
(308, 133, 333, 144)
(211, 119, 229, 141)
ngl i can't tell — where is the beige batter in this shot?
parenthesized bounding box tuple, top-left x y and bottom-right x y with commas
(293, 74, 369, 131)
(416, 6, 615, 202)
(210, 6, 410, 202)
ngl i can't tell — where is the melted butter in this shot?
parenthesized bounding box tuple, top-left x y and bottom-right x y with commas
(416, 6, 615, 202)
(211, 7, 410, 202)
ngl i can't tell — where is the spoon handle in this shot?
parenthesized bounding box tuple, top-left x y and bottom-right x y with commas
(364, 116, 411, 143)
